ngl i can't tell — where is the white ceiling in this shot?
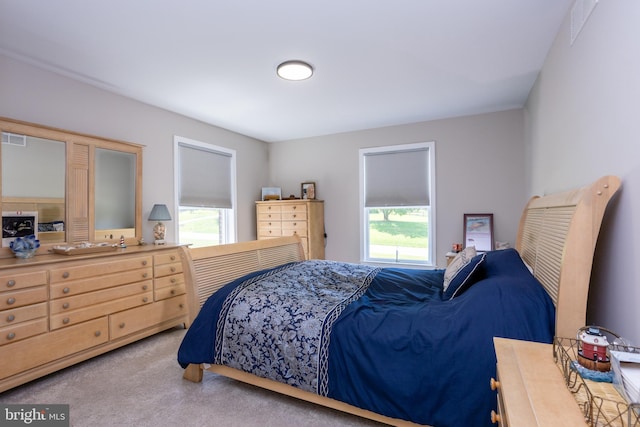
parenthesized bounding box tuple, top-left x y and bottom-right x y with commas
(0, 1, 572, 142)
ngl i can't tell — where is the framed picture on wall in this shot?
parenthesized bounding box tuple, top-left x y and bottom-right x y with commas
(463, 213, 494, 252)
(301, 182, 316, 200)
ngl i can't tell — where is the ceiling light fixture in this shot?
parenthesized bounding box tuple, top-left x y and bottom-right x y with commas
(277, 60, 313, 81)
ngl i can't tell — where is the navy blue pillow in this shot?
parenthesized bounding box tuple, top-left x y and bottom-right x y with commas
(442, 253, 486, 300)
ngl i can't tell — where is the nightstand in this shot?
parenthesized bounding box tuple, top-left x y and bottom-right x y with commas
(492, 337, 586, 426)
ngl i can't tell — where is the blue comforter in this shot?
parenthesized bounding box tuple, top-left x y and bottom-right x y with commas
(178, 249, 555, 427)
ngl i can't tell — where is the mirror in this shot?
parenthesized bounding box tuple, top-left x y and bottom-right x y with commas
(2, 132, 66, 244)
(94, 148, 136, 240)
(0, 117, 143, 254)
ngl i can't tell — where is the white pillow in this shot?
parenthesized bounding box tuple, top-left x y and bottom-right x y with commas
(443, 246, 477, 292)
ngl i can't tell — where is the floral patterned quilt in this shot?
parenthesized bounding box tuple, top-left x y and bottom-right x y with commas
(214, 260, 379, 394)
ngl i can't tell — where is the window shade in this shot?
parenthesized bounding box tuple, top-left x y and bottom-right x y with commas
(364, 147, 429, 207)
(178, 142, 233, 208)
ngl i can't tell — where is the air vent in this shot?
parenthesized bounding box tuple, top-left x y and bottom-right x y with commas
(1, 131, 27, 147)
(571, 0, 598, 45)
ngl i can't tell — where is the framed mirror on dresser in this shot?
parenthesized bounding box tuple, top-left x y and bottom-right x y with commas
(0, 117, 190, 393)
(0, 117, 143, 254)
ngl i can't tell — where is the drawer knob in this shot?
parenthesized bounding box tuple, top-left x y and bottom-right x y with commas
(95, 331, 101, 337)
(170, 267, 176, 272)
(63, 287, 70, 294)
(171, 278, 176, 283)
(170, 255, 176, 261)
(62, 272, 70, 279)
(179, 303, 184, 309)
(143, 297, 149, 303)
(7, 297, 16, 305)
(63, 317, 70, 324)
(63, 303, 70, 309)
(142, 260, 148, 266)
(142, 285, 148, 290)
(142, 273, 148, 278)
(7, 314, 15, 322)
(6, 280, 16, 288)
(490, 378, 500, 391)
(119, 322, 126, 329)
(170, 289, 176, 295)
(491, 410, 501, 424)
(7, 332, 16, 340)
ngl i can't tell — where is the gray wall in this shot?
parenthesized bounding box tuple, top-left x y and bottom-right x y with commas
(0, 54, 267, 243)
(526, 2, 640, 345)
(268, 109, 527, 267)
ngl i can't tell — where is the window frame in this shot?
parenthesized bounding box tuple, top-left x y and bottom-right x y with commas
(173, 136, 237, 246)
(359, 141, 436, 267)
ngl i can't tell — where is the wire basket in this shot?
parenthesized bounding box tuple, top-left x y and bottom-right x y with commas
(554, 337, 640, 427)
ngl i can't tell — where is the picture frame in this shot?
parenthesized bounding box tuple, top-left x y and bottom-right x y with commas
(261, 187, 282, 201)
(463, 213, 494, 252)
(301, 182, 316, 200)
(2, 211, 38, 247)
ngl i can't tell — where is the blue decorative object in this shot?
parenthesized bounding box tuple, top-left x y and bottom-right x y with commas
(9, 234, 40, 259)
(570, 360, 614, 382)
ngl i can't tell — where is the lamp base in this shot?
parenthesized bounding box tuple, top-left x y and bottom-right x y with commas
(154, 239, 166, 245)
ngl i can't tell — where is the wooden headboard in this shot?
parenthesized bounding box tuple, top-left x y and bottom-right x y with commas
(515, 175, 620, 339)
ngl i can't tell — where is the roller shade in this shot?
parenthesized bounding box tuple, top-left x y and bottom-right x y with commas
(364, 147, 429, 207)
(178, 142, 233, 208)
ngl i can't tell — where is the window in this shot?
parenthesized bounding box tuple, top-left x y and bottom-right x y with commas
(359, 142, 435, 266)
(174, 136, 237, 247)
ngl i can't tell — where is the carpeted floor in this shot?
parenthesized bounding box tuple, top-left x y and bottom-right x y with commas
(0, 327, 386, 427)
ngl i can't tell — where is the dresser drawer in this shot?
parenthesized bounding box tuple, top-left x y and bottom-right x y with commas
(50, 281, 152, 314)
(50, 267, 152, 298)
(0, 270, 48, 292)
(281, 211, 306, 221)
(50, 256, 152, 283)
(155, 262, 183, 278)
(0, 317, 109, 380)
(109, 295, 187, 340)
(50, 291, 153, 330)
(0, 302, 47, 327)
(258, 227, 282, 238)
(0, 286, 47, 310)
(282, 221, 308, 235)
(281, 203, 307, 214)
(154, 251, 182, 266)
(0, 317, 48, 345)
(155, 282, 186, 300)
(257, 204, 282, 215)
(258, 212, 282, 221)
(155, 273, 185, 289)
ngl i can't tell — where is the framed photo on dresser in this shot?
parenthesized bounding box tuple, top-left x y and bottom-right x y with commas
(301, 182, 316, 200)
(463, 213, 494, 252)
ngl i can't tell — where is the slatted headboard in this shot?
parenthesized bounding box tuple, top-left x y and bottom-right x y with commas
(182, 235, 305, 324)
(515, 175, 620, 339)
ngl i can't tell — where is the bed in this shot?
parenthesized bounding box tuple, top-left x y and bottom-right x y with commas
(177, 175, 620, 427)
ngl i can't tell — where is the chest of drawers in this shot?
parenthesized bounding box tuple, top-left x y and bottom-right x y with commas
(256, 199, 324, 259)
(0, 244, 189, 392)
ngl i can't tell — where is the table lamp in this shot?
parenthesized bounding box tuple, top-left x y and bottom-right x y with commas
(148, 204, 171, 245)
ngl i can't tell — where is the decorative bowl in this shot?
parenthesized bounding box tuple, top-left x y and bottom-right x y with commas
(12, 249, 37, 259)
(9, 235, 40, 259)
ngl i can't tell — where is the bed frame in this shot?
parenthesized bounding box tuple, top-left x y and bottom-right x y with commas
(181, 175, 620, 427)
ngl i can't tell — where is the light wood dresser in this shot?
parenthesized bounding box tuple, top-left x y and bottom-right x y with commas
(0, 244, 189, 392)
(492, 337, 586, 426)
(256, 199, 325, 259)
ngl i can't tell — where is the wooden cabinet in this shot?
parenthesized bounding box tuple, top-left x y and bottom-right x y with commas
(0, 244, 189, 392)
(256, 200, 325, 259)
(492, 337, 586, 426)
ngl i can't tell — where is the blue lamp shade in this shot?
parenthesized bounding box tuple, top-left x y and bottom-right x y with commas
(148, 204, 172, 221)
(148, 204, 171, 244)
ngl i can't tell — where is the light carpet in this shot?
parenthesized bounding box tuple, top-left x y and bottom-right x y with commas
(0, 327, 385, 427)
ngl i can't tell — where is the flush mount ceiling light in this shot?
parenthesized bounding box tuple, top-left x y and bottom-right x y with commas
(277, 60, 313, 81)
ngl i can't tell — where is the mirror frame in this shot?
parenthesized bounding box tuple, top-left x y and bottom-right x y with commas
(0, 117, 143, 257)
